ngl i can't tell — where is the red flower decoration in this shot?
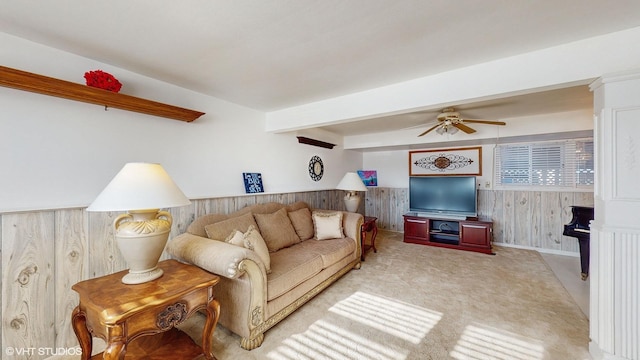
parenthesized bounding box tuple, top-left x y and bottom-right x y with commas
(84, 70, 122, 93)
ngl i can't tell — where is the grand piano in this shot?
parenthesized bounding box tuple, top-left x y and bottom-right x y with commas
(563, 206, 594, 280)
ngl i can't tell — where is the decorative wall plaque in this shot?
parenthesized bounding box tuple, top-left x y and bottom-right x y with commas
(308, 156, 324, 181)
(409, 146, 482, 176)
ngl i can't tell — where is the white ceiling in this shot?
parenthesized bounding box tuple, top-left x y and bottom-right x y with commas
(2, 0, 640, 136)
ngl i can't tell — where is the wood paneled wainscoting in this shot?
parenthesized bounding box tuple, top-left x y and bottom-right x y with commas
(0, 190, 346, 360)
(365, 187, 594, 253)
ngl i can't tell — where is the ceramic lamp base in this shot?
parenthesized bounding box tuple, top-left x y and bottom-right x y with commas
(343, 194, 361, 213)
(114, 209, 172, 285)
(121, 267, 164, 285)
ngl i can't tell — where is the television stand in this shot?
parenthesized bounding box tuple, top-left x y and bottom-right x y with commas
(403, 213, 494, 254)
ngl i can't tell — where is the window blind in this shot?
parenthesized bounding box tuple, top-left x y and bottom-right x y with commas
(494, 139, 594, 188)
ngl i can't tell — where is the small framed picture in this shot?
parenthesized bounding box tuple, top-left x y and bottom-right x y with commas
(357, 170, 378, 186)
(243, 173, 264, 193)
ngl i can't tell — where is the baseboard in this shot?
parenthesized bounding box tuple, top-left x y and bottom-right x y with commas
(493, 242, 580, 258)
(389, 229, 581, 257)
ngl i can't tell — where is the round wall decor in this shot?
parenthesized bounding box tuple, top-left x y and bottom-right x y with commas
(308, 156, 324, 181)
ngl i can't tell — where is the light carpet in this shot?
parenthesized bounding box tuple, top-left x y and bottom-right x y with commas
(51, 231, 590, 359)
(182, 231, 590, 360)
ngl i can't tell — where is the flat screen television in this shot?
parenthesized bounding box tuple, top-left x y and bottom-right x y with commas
(409, 176, 477, 219)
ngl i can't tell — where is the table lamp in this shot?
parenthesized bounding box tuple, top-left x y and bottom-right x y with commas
(87, 163, 191, 284)
(336, 172, 368, 212)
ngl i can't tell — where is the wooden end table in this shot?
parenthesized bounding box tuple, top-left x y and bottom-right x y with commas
(361, 216, 378, 261)
(72, 259, 220, 360)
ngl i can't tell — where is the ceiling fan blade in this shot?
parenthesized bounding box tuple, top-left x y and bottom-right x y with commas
(462, 119, 506, 125)
(453, 122, 476, 134)
(418, 123, 441, 137)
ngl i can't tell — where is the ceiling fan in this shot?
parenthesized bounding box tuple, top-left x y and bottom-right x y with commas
(418, 108, 506, 136)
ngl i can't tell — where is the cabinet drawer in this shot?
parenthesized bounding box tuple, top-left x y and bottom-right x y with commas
(404, 217, 428, 239)
(460, 223, 491, 247)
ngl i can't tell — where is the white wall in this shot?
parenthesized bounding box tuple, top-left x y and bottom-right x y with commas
(362, 144, 495, 188)
(0, 33, 362, 212)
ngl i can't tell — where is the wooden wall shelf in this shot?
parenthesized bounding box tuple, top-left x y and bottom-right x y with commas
(296, 136, 336, 149)
(0, 65, 205, 122)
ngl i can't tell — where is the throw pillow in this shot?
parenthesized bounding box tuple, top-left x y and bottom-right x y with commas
(243, 225, 271, 273)
(312, 211, 345, 240)
(288, 207, 315, 241)
(254, 208, 301, 252)
(225, 230, 245, 247)
(204, 212, 258, 241)
(224, 227, 271, 273)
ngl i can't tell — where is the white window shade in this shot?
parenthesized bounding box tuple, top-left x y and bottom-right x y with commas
(494, 139, 594, 188)
(531, 144, 564, 186)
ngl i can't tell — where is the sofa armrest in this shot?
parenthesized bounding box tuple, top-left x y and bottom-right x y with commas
(166, 233, 267, 279)
(341, 211, 364, 241)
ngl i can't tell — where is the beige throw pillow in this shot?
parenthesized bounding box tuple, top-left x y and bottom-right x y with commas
(288, 207, 315, 241)
(312, 211, 345, 240)
(254, 208, 301, 252)
(225, 226, 271, 273)
(225, 230, 245, 247)
(243, 225, 271, 273)
(204, 212, 258, 241)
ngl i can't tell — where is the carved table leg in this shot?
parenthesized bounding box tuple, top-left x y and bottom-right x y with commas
(103, 325, 127, 360)
(202, 297, 221, 360)
(103, 341, 126, 360)
(360, 229, 366, 261)
(360, 226, 368, 261)
(360, 218, 378, 261)
(71, 306, 92, 360)
(371, 223, 378, 253)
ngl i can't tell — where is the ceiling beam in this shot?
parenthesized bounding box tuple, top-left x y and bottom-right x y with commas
(265, 27, 640, 134)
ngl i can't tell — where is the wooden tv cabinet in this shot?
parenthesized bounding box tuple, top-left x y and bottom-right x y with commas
(403, 213, 494, 254)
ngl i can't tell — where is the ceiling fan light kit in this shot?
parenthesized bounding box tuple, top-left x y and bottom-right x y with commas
(435, 122, 458, 135)
(418, 108, 506, 137)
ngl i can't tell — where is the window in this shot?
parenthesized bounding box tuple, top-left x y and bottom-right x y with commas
(574, 140, 594, 186)
(494, 139, 594, 188)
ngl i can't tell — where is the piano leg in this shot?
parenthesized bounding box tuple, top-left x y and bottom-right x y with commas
(578, 237, 590, 281)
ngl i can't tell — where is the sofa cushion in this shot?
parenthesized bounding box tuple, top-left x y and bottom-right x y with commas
(187, 201, 312, 237)
(288, 207, 315, 241)
(254, 208, 301, 252)
(204, 212, 258, 241)
(312, 211, 344, 240)
(225, 226, 271, 273)
(267, 247, 323, 301)
(295, 237, 356, 268)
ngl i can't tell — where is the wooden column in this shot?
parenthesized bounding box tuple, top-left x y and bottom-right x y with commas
(589, 70, 640, 360)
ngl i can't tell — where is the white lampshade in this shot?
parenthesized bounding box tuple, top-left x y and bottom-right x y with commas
(87, 162, 190, 211)
(336, 172, 368, 192)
